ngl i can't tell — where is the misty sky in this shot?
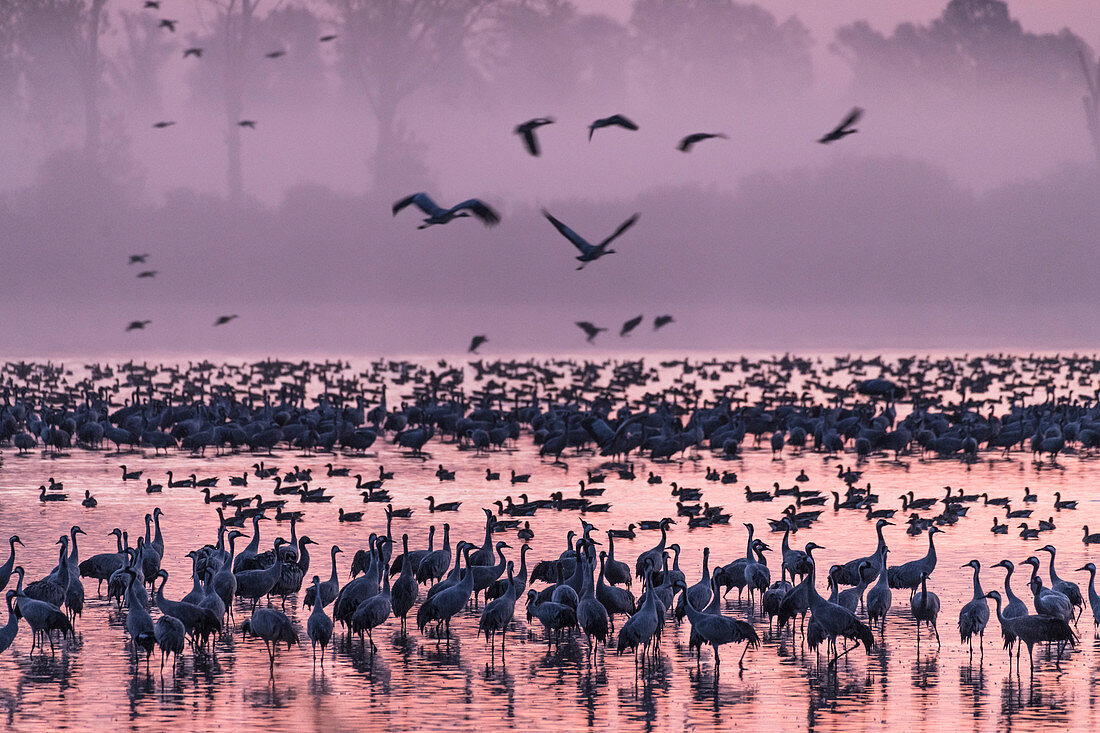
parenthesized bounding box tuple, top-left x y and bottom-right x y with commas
(2, 0, 1099, 358)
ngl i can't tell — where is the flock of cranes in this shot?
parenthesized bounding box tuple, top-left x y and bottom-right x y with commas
(0, 461, 1092, 682)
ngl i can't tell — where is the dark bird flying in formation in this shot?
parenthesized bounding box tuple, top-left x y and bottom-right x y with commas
(468, 335, 488, 353)
(238, 120, 257, 129)
(620, 315, 643, 337)
(183, 48, 203, 58)
(126, 320, 151, 332)
(136, 270, 157, 279)
(653, 314, 675, 330)
(677, 132, 728, 152)
(575, 321, 607, 343)
(541, 210, 639, 269)
(818, 107, 863, 144)
(157, 19, 177, 32)
(214, 315, 239, 326)
(393, 193, 501, 229)
(588, 114, 638, 141)
(129, 254, 150, 265)
(514, 117, 554, 157)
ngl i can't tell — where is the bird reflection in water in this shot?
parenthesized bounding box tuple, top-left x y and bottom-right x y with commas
(912, 653, 939, 690)
(958, 664, 987, 723)
(576, 665, 608, 728)
(242, 681, 296, 710)
(481, 663, 516, 719)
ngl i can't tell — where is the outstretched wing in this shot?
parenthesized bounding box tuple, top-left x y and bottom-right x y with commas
(543, 210, 593, 255)
(599, 213, 640, 249)
(608, 114, 638, 131)
(677, 134, 699, 152)
(451, 199, 501, 226)
(393, 192, 441, 218)
(837, 107, 863, 132)
(520, 128, 539, 156)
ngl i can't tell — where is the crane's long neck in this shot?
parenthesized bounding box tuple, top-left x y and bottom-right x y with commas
(328, 549, 339, 584)
(1047, 552, 1061, 584)
(69, 530, 80, 566)
(247, 518, 262, 553)
(701, 548, 710, 579)
(990, 594, 1007, 625)
(926, 531, 937, 563)
(971, 566, 984, 600)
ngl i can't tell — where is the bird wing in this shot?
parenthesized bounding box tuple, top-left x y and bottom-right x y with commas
(608, 114, 638, 131)
(575, 321, 597, 337)
(451, 199, 501, 226)
(393, 192, 442, 218)
(677, 135, 697, 152)
(598, 213, 640, 249)
(520, 128, 539, 156)
(543, 211, 593, 255)
(837, 107, 863, 131)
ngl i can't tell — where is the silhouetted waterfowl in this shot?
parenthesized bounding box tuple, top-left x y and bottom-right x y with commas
(393, 192, 500, 228)
(542, 210, 639, 269)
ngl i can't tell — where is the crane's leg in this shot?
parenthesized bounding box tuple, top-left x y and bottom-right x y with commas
(933, 623, 940, 648)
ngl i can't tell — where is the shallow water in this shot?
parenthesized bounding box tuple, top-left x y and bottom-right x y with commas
(3, 359, 1100, 732)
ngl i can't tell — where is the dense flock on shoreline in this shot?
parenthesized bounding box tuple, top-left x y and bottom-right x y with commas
(3, 352, 1100, 688)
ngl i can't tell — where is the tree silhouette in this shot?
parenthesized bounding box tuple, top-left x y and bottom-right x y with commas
(834, 0, 1082, 98)
(15, 0, 110, 164)
(1079, 44, 1100, 163)
(630, 0, 812, 104)
(329, 0, 489, 190)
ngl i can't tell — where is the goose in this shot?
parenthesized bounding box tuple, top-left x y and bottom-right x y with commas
(542, 210, 639, 269)
(392, 192, 500, 228)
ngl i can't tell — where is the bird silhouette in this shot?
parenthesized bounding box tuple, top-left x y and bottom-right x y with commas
(620, 315, 643, 337)
(136, 270, 157, 279)
(152, 121, 175, 129)
(213, 315, 238, 326)
(588, 114, 638, 140)
(392, 193, 500, 229)
(238, 120, 257, 129)
(265, 50, 286, 59)
(542, 210, 639, 269)
(468, 335, 488, 353)
(818, 107, 863, 144)
(126, 320, 151, 332)
(653, 314, 674, 330)
(183, 47, 203, 58)
(514, 117, 554, 156)
(157, 19, 177, 32)
(128, 254, 149, 265)
(575, 321, 607, 343)
(319, 35, 337, 42)
(677, 132, 727, 152)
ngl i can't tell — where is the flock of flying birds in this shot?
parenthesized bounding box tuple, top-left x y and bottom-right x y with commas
(125, 0, 864, 347)
(391, 109, 864, 350)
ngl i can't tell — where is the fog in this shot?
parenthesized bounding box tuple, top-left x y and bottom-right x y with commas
(1, 0, 1098, 357)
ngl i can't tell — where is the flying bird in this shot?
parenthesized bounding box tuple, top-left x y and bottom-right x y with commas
(129, 254, 149, 265)
(653, 314, 674, 330)
(126, 320, 151, 332)
(677, 132, 728, 152)
(575, 322, 607, 343)
(818, 107, 863, 144)
(143, 1, 160, 8)
(214, 315, 238, 326)
(588, 114, 638, 141)
(157, 19, 177, 32)
(238, 120, 257, 129)
(468, 335, 488, 353)
(541, 209, 639, 269)
(266, 50, 286, 59)
(620, 315, 643, 337)
(392, 193, 500, 229)
(136, 270, 158, 279)
(319, 35, 337, 42)
(183, 47, 203, 58)
(514, 117, 554, 157)
(152, 121, 175, 129)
